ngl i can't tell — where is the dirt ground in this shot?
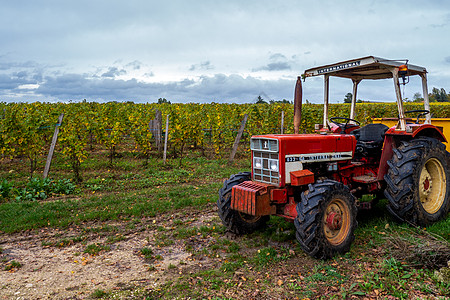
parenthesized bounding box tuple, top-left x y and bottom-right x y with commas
(0, 207, 220, 299)
(1, 203, 447, 300)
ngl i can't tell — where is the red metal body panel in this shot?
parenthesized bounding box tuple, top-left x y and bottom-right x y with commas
(231, 181, 275, 216)
(377, 135, 394, 181)
(281, 197, 297, 220)
(271, 188, 288, 204)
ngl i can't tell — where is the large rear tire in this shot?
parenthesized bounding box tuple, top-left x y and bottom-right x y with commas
(294, 180, 357, 259)
(217, 172, 269, 234)
(384, 137, 450, 225)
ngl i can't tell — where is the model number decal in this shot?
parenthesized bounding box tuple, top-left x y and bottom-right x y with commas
(285, 152, 352, 163)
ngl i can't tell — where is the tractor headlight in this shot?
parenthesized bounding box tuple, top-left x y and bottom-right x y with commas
(254, 157, 262, 169)
(269, 160, 278, 172)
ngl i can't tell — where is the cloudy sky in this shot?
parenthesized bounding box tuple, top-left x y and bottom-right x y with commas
(1, 0, 449, 103)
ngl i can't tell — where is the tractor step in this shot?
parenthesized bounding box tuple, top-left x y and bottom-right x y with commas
(352, 175, 378, 183)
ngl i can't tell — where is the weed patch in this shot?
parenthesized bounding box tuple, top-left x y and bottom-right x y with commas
(140, 247, 153, 260)
(84, 243, 110, 256)
(4, 260, 22, 271)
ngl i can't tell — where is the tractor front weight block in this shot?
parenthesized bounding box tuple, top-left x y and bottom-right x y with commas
(231, 181, 276, 216)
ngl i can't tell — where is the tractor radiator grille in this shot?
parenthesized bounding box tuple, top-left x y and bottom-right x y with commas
(253, 151, 279, 185)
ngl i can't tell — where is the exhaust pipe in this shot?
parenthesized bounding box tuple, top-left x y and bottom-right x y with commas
(293, 76, 302, 134)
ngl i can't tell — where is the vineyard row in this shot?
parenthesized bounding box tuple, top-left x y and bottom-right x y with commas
(2, 101, 450, 180)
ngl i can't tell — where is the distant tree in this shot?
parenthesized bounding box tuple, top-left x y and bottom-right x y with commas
(256, 96, 267, 104)
(413, 92, 424, 102)
(440, 88, 448, 102)
(269, 99, 292, 104)
(430, 87, 448, 102)
(157, 98, 171, 104)
(344, 93, 353, 103)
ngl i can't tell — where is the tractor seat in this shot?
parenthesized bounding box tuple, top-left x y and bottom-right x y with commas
(352, 123, 389, 156)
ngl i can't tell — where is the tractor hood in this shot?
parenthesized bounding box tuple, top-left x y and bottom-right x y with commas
(252, 134, 356, 156)
(250, 134, 356, 186)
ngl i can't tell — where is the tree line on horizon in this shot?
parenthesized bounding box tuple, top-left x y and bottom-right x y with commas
(343, 87, 449, 104)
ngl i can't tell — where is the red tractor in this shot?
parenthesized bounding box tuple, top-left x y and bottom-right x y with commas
(218, 56, 450, 258)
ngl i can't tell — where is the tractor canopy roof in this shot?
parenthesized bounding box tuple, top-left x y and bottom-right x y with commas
(303, 56, 427, 80)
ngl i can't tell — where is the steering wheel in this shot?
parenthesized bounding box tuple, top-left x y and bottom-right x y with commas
(330, 117, 361, 133)
(405, 109, 430, 124)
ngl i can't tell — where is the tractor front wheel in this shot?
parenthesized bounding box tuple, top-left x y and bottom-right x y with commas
(384, 137, 450, 225)
(217, 172, 269, 234)
(294, 180, 357, 259)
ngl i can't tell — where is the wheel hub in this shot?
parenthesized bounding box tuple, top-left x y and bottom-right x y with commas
(423, 177, 430, 191)
(420, 167, 432, 197)
(326, 211, 342, 230)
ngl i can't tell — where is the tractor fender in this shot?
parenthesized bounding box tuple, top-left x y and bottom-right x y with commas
(385, 124, 447, 143)
(377, 125, 447, 181)
(410, 125, 447, 143)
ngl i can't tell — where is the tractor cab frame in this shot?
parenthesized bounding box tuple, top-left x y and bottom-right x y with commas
(303, 56, 431, 131)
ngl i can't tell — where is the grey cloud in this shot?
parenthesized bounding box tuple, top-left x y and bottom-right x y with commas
(445, 56, 450, 63)
(253, 61, 292, 72)
(189, 61, 214, 71)
(32, 71, 44, 82)
(253, 53, 292, 72)
(27, 72, 292, 103)
(0, 74, 34, 89)
(262, 62, 291, 71)
(14, 71, 29, 79)
(269, 53, 287, 60)
(0, 60, 40, 71)
(125, 60, 142, 70)
(101, 67, 127, 78)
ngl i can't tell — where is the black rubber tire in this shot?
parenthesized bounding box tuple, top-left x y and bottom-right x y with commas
(294, 180, 357, 259)
(384, 137, 450, 226)
(217, 172, 269, 234)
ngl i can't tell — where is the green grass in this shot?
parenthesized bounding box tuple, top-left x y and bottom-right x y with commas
(0, 182, 218, 233)
(426, 216, 450, 240)
(0, 154, 247, 233)
(91, 289, 108, 298)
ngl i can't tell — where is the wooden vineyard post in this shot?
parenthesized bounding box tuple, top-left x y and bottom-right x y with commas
(149, 109, 163, 152)
(43, 113, 64, 179)
(281, 110, 285, 134)
(163, 114, 169, 164)
(228, 114, 248, 164)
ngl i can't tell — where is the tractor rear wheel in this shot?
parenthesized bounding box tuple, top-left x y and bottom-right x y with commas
(384, 137, 450, 225)
(217, 172, 269, 234)
(294, 180, 357, 259)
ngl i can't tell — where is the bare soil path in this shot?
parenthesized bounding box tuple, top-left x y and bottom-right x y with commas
(0, 207, 218, 299)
